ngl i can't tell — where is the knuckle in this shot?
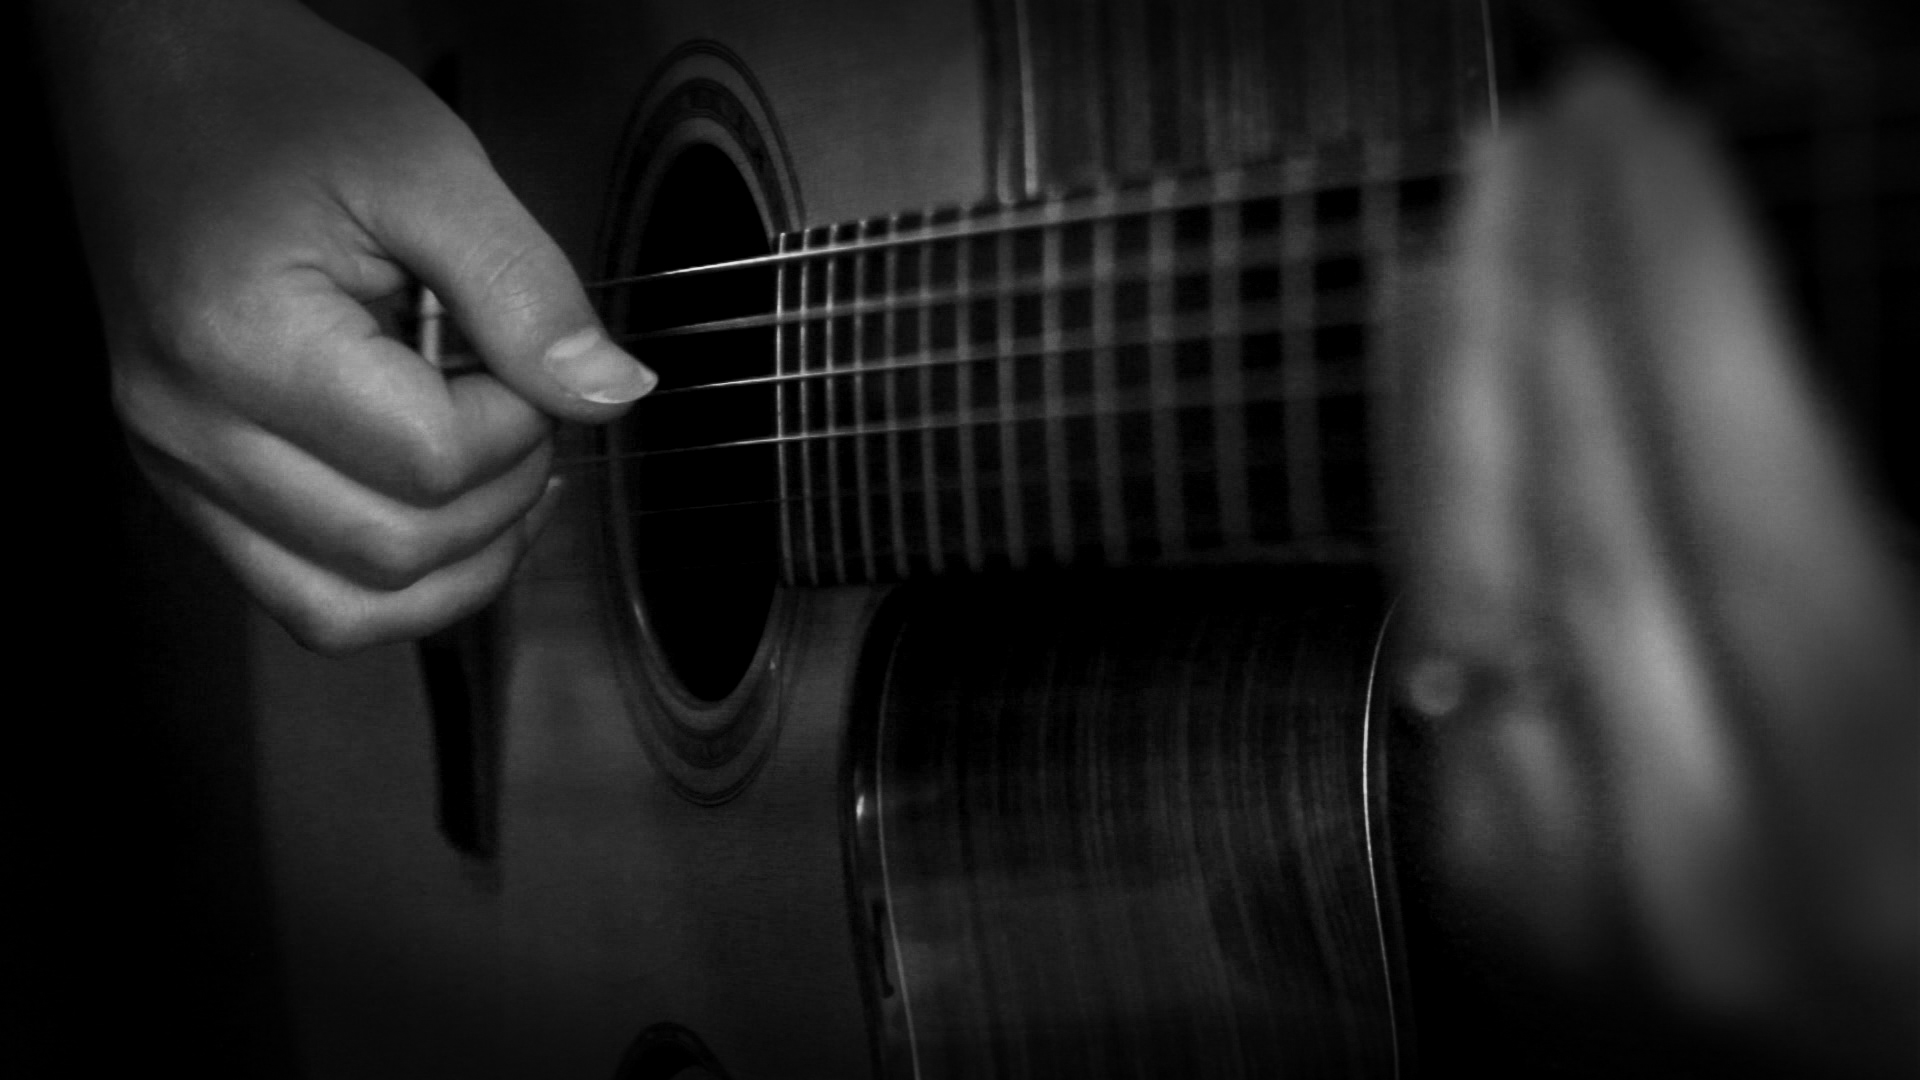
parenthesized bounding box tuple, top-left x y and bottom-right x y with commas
(393, 420, 474, 505)
(107, 362, 163, 433)
(345, 515, 440, 592)
(147, 278, 253, 381)
(282, 602, 382, 657)
(152, 308, 218, 373)
(109, 364, 206, 467)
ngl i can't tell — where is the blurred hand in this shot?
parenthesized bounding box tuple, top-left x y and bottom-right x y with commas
(38, 0, 654, 652)
(1389, 58, 1916, 1072)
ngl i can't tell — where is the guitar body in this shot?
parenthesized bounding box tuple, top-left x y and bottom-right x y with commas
(262, 592, 888, 1079)
(258, 1, 1490, 1076)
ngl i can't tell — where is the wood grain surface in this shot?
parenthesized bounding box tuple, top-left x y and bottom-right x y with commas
(848, 569, 1404, 1078)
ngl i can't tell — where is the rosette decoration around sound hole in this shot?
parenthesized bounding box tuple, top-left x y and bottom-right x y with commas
(596, 45, 803, 802)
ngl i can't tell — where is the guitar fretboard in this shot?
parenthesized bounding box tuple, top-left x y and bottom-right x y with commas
(768, 143, 1452, 585)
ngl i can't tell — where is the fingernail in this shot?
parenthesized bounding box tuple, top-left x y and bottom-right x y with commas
(544, 329, 656, 403)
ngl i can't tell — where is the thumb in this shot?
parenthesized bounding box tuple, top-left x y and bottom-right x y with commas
(374, 147, 655, 420)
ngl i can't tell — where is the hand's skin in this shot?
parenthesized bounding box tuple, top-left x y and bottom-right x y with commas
(36, 0, 655, 653)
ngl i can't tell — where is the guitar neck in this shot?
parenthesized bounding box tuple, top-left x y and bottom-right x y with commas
(603, 140, 1456, 588)
(768, 143, 1454, 584)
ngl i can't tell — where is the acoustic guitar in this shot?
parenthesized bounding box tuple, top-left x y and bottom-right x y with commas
(250, 1, 1499, 1076)
(255, 1, 1920, 1077)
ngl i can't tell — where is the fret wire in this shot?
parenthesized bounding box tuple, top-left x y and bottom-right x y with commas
(1147, 177, 1188, 559)
(774, 231, 798, 586)
(1212, 168, 1253, 547)
(916, 212, 945, 575)
(640, 296, 1373, 399)
(1040, 197, 1074, 564)
(618, 230, 1396, 343)
(851, 221, 879, 583)
(579, 149, 1457, 292)
(995, 207, 1028, 569)
(1362, 142, 1404, 546)
(823, 235, 849, 584)
(882, 212, 911, 580)
(1281, 158, 1326, 540)
(796, 235, 822, 584)
(551, 373, 1370, 465)
(1091, 190, 1128, 563)
(955, 224, 985, 572)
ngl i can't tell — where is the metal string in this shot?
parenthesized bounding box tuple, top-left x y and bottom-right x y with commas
(520, 533, 1374, 582)
(544, 376, 1364, 468)
(611, 233, 1386, 346)
(576, 163, 1448, 294)
(628, 305, 1371, 400)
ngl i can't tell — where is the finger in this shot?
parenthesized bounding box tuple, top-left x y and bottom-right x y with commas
(150, 465, 567, 654)
(1554, 65, 1914, 728)
(368, 142, 657, 419)
(1522, 141, 1766, 1022)
(184, 278, 555, 506)
(129, 403, 554, 591)
(1391, 124, 1538, 691)
(1529, 64, 1920, 1001)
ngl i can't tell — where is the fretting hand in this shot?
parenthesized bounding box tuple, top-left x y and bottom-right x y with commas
(37, 0, 655, 652)
(1391, 59, 1916, 1073)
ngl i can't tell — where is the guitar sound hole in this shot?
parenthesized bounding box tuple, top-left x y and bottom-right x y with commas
(609, 144, 778, 702)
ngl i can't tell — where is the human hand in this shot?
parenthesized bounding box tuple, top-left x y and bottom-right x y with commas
(38, 0, 654, 652)
(1388, 59, 1916, 1071)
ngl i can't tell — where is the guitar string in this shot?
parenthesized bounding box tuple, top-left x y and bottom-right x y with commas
(419, 265, 1389, 398)
(522, 534, 1377, 582)
(611, 231, 1387, 346)
(426, 307, 1379, 409)
(444, 164, 1436, 564)
(581, 460, 1364, 521)
(613, 297, 1376, 400)
(539, 111, 1903, 581)
(557, 169, 1398, 573)
(543, 378, 1368, 468)
(574, 165, 1452, 293)
(557, 486, 1373, 578)
(413, 179, 1443, 404)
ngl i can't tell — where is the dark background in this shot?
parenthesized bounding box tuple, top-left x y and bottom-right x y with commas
(8, 22, 294, 1076)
